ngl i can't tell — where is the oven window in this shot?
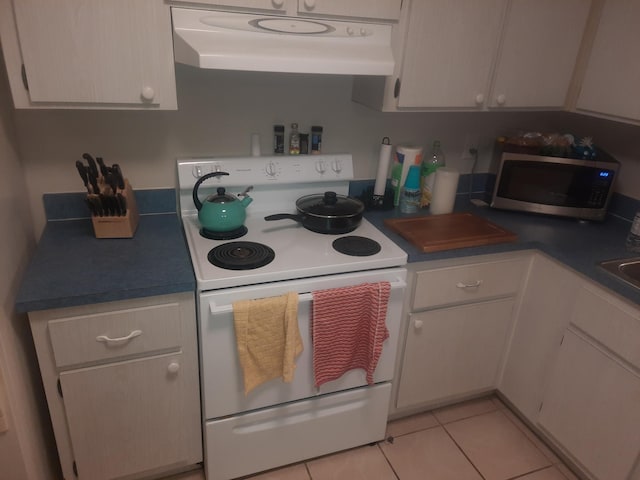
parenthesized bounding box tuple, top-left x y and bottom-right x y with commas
(497, 160, 615, 208)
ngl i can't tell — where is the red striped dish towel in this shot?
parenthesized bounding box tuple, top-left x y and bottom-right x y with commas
(312, 282, 391, 388)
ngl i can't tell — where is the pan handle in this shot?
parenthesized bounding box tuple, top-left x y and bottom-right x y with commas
(264, 213, 306, 223)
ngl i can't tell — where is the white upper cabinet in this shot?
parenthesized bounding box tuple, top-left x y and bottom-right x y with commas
(169, 0, 401, 20)
(576, 0, 640, 123)
(353, 0, 591, 111)
(396, 0, 506, 109)
(0, 0, 177, 109)
(489, 0, 590, 109)
(168, 0, 288, 12)
(296, 0, 402, 21)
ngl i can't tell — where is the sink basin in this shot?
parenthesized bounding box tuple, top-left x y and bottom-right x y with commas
(599, 257, 640, 290)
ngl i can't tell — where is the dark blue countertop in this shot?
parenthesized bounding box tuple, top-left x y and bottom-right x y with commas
(15, 190, 195, 313)
(16, 186, 640, 312)
(365, 197, 640, 307)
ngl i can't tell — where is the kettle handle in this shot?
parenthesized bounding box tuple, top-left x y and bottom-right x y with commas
(192, 171, 230, 211)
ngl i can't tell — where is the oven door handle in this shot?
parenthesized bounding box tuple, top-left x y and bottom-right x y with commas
(208, 278, 407, 315)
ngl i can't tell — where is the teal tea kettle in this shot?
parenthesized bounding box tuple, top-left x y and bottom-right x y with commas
(192, 172, 253, 232)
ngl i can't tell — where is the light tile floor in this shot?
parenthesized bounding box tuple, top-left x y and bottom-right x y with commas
(170, 396, 580, 480)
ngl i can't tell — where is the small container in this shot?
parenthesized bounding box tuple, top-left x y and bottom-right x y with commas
(311, 126, 323, 154)
(289, 123, 300, 155)
(274, 125, 285, 154)
(400, 165, 421, 214)
(300, 133, 309, 154)
(626, 211, 640, 252)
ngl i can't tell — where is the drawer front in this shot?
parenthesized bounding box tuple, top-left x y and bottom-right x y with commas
(205, 383, 391, 480)
(571, 285, 640, 369)
(413, 258, 528, 310)
(48, 303, 181, 368)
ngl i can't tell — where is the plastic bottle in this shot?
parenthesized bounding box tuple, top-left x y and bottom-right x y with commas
(400, 165, 422, 214)
(421, 140, 445, 207)
(626, 211, 640, 252)
(274, 125, 285, 154)
(289, 123, 300, 155)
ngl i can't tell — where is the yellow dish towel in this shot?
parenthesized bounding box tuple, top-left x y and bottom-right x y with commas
(233, 292, 303, 395)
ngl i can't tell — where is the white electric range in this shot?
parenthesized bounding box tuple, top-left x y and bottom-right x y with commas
(177, 154, 407, 480)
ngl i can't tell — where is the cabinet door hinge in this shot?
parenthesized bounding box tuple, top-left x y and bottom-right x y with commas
(21, 64, 29, 91)
(394, 78, 401, 98)
(57, 379, 63, 398)
(73, 460, 78, 477)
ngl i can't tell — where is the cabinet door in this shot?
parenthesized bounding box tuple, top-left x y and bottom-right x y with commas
(297, 0, 401, 21)
(576, 0, 640, 122)
(169, 0, 286, 11)
(538, 330, 640, 480)
(499, 254, 581, 422)
(489, 0, 590, 109)
(397, 0, 506, 109)
(397, 298, 514, 409)
(12, 0, 176, 108)
(60, 353, 188, 480)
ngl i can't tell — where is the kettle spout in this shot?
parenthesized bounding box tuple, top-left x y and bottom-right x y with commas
(240, 196, 253, 208)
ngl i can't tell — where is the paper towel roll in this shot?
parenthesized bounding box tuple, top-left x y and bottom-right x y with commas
(395, 145, 423, 187)
(430, 168, 460, 215)
(374, 138, 393, 196)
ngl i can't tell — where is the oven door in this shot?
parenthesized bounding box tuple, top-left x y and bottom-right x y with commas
(198, 268, 407, 420)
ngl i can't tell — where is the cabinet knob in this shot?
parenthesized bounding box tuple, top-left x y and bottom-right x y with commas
(141, 86, 155, 102)
(475, 93, 485, 106)
(414, 319, 424, 330)
(304, 0, 316, 11)
(272, 0, 284, 8)
(496, 94, 507, 106)
(167, 362, 180, 374)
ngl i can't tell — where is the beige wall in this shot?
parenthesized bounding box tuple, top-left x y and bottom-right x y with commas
(11, 65, 640, 236)
(0, 52, 59, 479)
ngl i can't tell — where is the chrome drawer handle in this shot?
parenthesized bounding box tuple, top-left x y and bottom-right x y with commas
(456, 280, 482, 289)
(96, 329, 142, 345)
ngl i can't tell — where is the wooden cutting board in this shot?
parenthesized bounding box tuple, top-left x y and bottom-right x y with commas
(384, 212, 517, 253)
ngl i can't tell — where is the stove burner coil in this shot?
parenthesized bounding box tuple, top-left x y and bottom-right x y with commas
(208, 241, 275, 270)
(332, 236, 381, 257)
(200, 226, 248, 240)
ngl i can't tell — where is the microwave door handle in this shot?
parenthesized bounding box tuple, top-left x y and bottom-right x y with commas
(208, 278, 407, 315)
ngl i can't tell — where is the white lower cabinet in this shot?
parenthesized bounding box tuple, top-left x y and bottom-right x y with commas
(28, 292, 202, 480)
(397, 298, 515, 409)
(499, 253, 582, 422)
(60, 353, 188, 480)
(538, 330, 640, 480)
(394, 253, 529, 413)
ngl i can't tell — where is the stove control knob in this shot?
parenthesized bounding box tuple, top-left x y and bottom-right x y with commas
(265, 161, 278, 177)
(331, 159, 342, 174)
(167, 362, 180, 374)
(315, 160, 327, 174)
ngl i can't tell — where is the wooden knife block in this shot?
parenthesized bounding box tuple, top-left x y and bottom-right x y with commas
(91, 179, 139, 239)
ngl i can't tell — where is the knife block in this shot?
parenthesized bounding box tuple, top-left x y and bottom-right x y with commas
(91, 179, 140, 239)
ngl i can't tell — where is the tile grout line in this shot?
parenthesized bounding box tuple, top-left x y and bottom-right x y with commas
(375, 441, 402, 480)
(439, 423, 489, 480)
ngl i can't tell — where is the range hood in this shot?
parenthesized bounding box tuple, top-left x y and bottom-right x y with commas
(171, 8, 395, 76)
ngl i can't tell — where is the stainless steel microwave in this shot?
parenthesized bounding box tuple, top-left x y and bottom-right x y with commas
(490, 151, 619, 221)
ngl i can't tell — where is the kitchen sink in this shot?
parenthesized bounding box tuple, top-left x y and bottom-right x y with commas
(598, 257, 640, 290)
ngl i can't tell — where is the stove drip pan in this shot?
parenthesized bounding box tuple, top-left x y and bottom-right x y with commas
(332, 236, 381, 257)
(200, 226, 248, 241)
(208, 241, 275, 270)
